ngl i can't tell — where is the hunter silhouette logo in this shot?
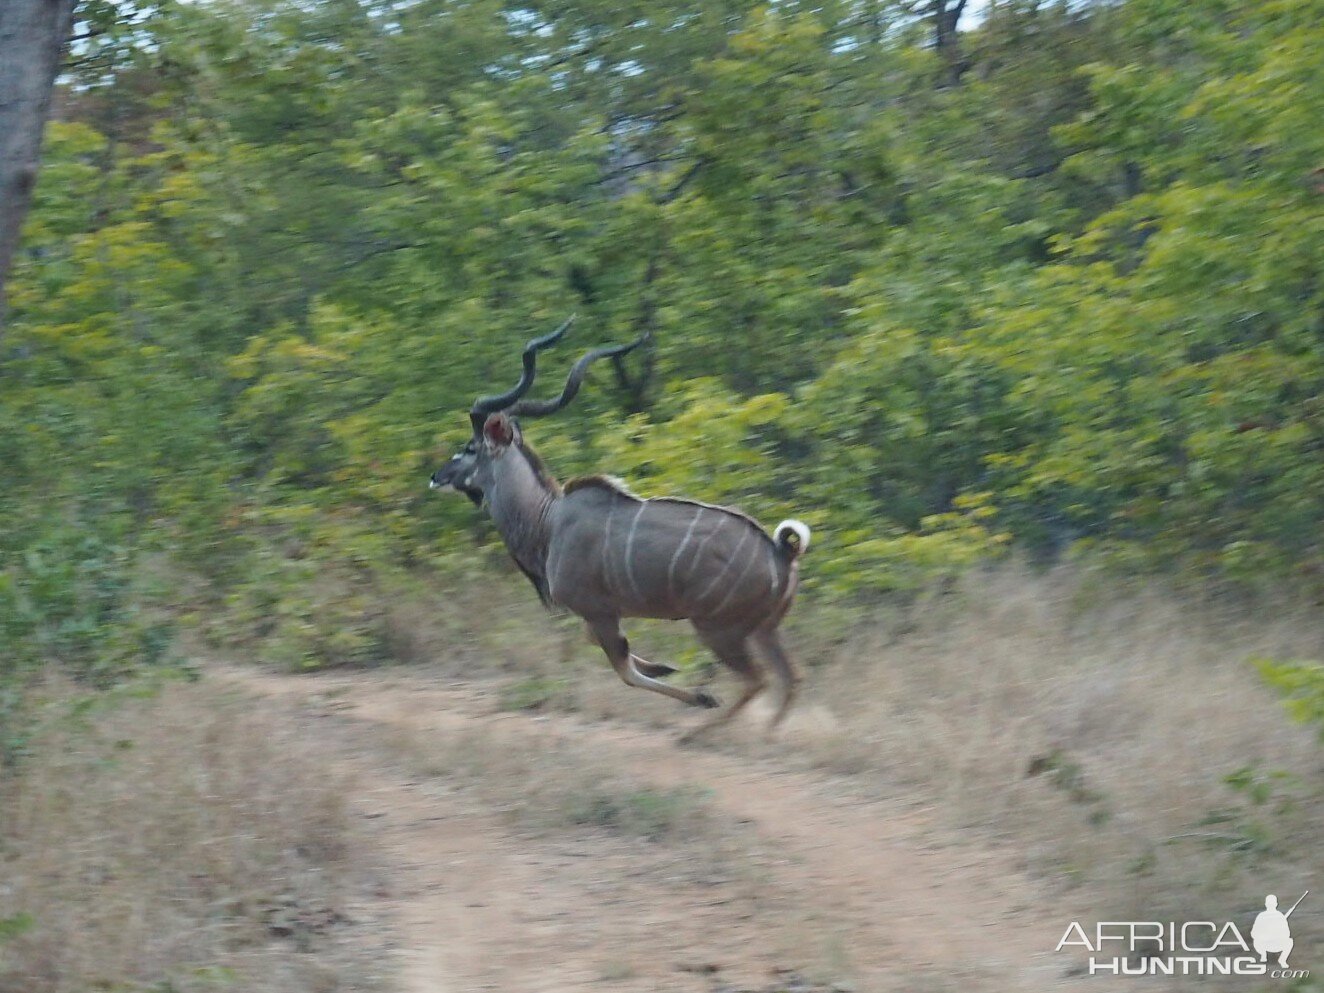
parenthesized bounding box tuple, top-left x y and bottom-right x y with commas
(1056, 889, 1310, 978)
(1253, 892, 1307, 969)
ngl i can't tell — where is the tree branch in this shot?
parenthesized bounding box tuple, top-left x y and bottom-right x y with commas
(656, 158, 705, 205)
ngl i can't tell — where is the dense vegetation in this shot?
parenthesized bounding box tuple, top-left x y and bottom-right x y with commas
(2, 0, 1322, 744)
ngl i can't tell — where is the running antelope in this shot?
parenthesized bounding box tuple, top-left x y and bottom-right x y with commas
(429, 318, 810, 740)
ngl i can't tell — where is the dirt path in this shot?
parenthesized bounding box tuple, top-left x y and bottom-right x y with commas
(220, 665, 1088, 992)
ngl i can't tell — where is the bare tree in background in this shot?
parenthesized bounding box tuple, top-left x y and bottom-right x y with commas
(932, 0, 970, 85)
(0, 0, 77, 323)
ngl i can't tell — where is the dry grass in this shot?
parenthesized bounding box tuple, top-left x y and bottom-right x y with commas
(369, 692, 853, 987)
(0, 676, 383, 993)
(401, 717, 720, 844)
(789, 566, 1324, 945)
(292, 557, 1324, 985)
(416, 563, 1324, 963)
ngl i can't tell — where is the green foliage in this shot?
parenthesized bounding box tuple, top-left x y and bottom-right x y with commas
(1256, 659, 1324, 741)
(1180, 764, 1304, 862)
(1222, 764, 1300, 810)
(0, 529, 171, 680)
(0, 916, 34, 974)
(0, 912, 35, 943)
(586, 380, 792, 511)
(0, 523, 176, 767)
(3, 0, 1323, 714)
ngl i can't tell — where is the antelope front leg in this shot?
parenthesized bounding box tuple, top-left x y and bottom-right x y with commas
(585, 616, 719, 709)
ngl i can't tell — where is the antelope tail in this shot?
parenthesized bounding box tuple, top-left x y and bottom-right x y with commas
(773, 519, 811, 560)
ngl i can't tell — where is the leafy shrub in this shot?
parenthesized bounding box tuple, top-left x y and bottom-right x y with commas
(1, 525, 177, 768)
(1256, 659, 1324, 741)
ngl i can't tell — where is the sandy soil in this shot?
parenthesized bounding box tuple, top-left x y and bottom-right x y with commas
(220, 665, 1098, 993)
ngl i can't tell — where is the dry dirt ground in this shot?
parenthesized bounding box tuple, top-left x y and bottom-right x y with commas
(221, 664, 1106, 993)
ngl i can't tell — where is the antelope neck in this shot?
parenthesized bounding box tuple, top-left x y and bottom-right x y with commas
(486, 443, 560, 580)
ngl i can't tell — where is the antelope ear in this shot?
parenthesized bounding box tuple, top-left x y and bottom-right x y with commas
(482, 412, 514, 448)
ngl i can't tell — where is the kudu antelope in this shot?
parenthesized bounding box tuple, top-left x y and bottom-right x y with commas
(430, 317, 810, 739)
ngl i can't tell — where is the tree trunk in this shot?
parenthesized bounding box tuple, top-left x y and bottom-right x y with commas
(0, 0, 77, 324)
(933, 0, 969, 87)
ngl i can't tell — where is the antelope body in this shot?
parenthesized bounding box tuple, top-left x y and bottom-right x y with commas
(431, 319, 809, 739)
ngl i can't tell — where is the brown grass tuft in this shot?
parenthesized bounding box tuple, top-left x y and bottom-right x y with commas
(786, 565, 1324, 944)
(407, 720, 718, 843)
(0, 677, 383, 993)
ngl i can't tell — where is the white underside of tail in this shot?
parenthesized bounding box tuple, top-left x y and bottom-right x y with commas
(773, 519, 811, 553)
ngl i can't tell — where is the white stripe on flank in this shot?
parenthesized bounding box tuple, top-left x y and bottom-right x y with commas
(708, 542, 761, 616)
(600, 506, 615, 596)
(667, 506, 705, 601)
(623, 502, 647, 600)
(695, 525, 752, 603)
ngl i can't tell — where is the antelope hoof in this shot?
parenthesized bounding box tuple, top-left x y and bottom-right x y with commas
(693, 690, 721, 709)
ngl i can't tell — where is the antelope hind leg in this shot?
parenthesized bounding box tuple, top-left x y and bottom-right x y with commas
(678, 631, 764, 744)
(751, 627, 801, 737)
(633, 656, 679, 679)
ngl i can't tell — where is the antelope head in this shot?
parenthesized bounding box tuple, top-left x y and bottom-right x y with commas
(429, 315, 645, 504)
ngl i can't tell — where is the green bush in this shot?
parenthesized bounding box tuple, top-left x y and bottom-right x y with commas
(1256, 659, 1324, 742)
(1, 523, 179, 768)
